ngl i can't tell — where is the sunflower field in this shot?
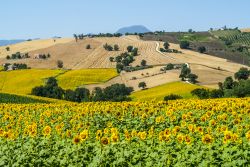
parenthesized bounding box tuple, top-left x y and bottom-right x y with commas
(0, 98, 249, 166)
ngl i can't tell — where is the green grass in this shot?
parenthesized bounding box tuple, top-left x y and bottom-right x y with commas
(0, 93, 49, 104)
(178, 33, 211, 42)
(131, 82, 205, 101)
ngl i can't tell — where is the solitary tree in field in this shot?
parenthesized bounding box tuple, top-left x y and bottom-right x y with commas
(164, 42, 170, 50)
(73, 34, 78, 42)
(138, 82, 147, 89)
(86, 44, 91, 49)
(57, 60, 64, 68)
(114, 44, 119, 51)
(141, 59, 147, 66)
(6, 47, 10, 51)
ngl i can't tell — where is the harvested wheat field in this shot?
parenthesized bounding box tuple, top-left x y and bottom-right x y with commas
(241, 28, 250, 32)
(0, 36, 178, 69)
(0, 38, 73, 59)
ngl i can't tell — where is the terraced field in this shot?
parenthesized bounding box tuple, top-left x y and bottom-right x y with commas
(211, 30, 250, 46)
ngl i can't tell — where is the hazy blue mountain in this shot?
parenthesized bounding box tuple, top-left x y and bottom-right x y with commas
(0, 39, 26, 46)
(116, 25, 151, 34)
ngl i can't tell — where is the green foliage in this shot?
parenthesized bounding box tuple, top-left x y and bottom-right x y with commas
(198, 46, 206, 53)
(180, 41, 190, 49)
(127, 46, 133, 52)
(234, 67, 250, 80)
(114, 44, 119, 51)
(163, 42, 170, 50)
(57, 60, 63, 68)
(164, 94, 183, 101)
(0, 93, 49, 104)
(86, 44, 91, 49)
(138, 82, 147, 89)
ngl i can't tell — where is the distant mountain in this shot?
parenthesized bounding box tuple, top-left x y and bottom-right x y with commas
(116, 25, 151, 34)
(0, 39, 26, 46)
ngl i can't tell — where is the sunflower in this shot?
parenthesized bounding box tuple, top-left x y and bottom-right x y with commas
(202, 134, 213, 144)
(96, 130, 102, 140)
(111, 134, 119, 143)
(185, 135, 192, 145)
(164, 128, 171, 136)
(79, 130, 88, 141)
(177, 134, 184, 143)
(246, 131, 250, 141)
(101, 137, 110, 145)
(42, 126, 51, 137)
(138, 131, 147, 140)
(73, 135, 81, 144)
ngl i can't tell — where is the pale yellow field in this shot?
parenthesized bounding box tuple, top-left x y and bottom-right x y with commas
(0, 38, 73, 59)
(57, 69, 118, 90)
(130, 82, 205, 101)
(241, 28, 250, 32)
(0, 69, 63, 94)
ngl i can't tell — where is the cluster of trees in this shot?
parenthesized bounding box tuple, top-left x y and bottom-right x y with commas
(179, 64, 198, 83)
(127, 46, 138, 56)
(103, 43, 119, 51)
(73, 33, 123, 42)
(32, 77, 133, 102)
(159, 42, 181, 53)
(3, 63, 30, 71)
(6, 52, 30, 60)
(36, 54, 51, 59)
(192, 67, 250, 99)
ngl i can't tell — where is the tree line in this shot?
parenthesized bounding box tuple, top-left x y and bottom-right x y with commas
(31, 77, 133, 102)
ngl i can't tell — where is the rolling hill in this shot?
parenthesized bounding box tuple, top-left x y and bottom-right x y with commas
(0, 39, 25, 46)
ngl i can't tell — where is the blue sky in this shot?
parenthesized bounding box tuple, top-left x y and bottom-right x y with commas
(1, 0, 249, 39)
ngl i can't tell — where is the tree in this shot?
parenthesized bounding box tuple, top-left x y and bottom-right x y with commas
(187, 73, 198, 83)
(191, 88, 210, 99)
(180, 41, 190, 49)
(165, 63, 174, 70)
(210, 89, 224, 98)
(234, 67, 250, 80)
(132, 48, 138, 56)
(6, 55, 10, 60)
(92, 87, 105, 102)
(164, 94, 183, 101)
(163, 42, 170, 50)
(127, 46, 133, 52)
(64, 89, 76, 102)
(141, 60, 147, 66)
(57, 60, 63, 68)
(102, 84, 133, 102)
(73, 34, 78, 42)
(86, 44, 91, 49)
(179, 64, 191, 80)
(109, 57, 114, 62)
(116, 63, 124, 73)
(46, 77, 58, 88)
(198, 46, 206, 53)
(6, 47, 10, 51)
(223, 76, 234, 89)
(114, 44, 119, 51)
(138, 82, 147, 89)
(75, 88, 90, 102)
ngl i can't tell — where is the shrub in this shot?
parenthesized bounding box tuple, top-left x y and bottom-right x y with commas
(198, 46, 206, 53)
(114, 44, 119, 51)
(57, 60, 63, 68)
(127, 46, 133, 52)
(164, 94, 183, 101)
(86, 44, 91, 49)
(163, 42, 170, 50)
(191, 88, 210, 99)
(141, 60, 147, 66)
(138, 82, 147, 89)
(180, 41, 190, 49)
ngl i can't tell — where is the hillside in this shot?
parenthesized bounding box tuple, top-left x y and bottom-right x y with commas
(0, 35, 247, 92)
(241, 28, 250, 32)
(116, 25, 151, 34)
